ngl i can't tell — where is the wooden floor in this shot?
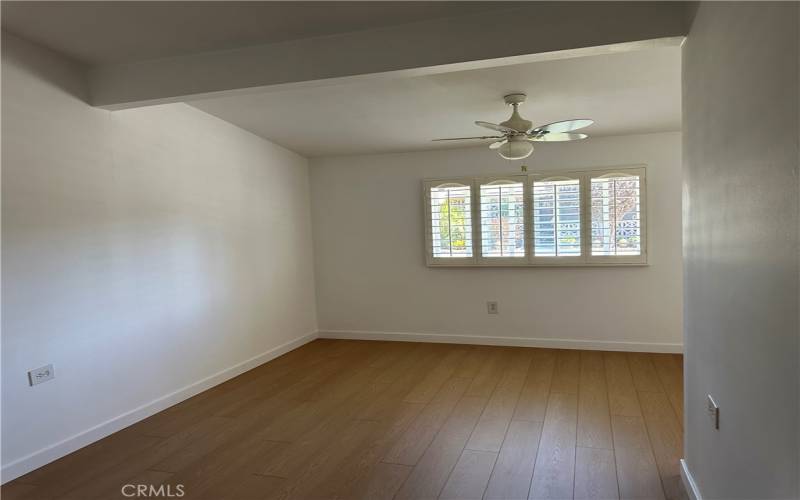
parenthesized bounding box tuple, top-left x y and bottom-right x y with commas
(3, 340, 687, 500)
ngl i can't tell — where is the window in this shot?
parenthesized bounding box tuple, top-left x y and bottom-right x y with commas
(478, 177, 527, 261)
(423, 166, 646, 266)
(590, 173, 643, 258)
(424, 180, 474, 264)
(532, 176, 581, 258)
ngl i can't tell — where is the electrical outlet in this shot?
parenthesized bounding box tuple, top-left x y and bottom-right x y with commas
(28, 364, 54, 386)
(707, 394, 719, 430)
(487, 301, 499, 314)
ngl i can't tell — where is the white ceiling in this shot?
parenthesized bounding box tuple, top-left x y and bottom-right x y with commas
(189, 46, 681, 157)
(0, 1, 516, 65)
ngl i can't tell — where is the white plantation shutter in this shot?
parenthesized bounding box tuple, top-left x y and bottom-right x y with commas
(590, 171, 645, 258)
(423, 166, 646, 266)
(479, 178, 527, 259)
(426, 182, 474, 261)
(532, 177, 581, 257)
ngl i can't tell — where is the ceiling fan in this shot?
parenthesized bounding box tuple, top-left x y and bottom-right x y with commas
(433, 93, 593, 160)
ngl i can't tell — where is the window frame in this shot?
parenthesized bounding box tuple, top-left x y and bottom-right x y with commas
(422, 165, 647, 267)
(475, 175, 530, 266)
(529, 171, 585, 266)
(586, 166, 648, 266)
(423, 177, 477, 266)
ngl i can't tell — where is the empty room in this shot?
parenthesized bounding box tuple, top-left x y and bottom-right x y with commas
(1, 2, 798, 499)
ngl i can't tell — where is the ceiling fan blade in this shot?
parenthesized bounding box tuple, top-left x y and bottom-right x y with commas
(432, 135, 504, 141)
(475, 121, 516, 133)
(489, 139, 508, 149)
(528, 132, 588, 142)
(531, 119, 593, 134)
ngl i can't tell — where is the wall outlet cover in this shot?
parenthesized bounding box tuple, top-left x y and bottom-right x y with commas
(28, 364, 55, 386)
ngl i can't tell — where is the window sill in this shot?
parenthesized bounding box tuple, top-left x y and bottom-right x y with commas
(426, 260, 649, 268)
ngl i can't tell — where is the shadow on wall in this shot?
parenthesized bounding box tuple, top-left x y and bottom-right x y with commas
(1, 31, 89, 102)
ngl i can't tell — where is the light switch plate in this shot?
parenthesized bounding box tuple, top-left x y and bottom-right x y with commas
(28, 364, 54, 386)
(707, 394, 719, 429)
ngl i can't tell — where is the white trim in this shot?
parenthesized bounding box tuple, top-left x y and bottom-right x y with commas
(423, 177, 477, 266)
(680, 459, 703, 500)
(318, 330, 682, 353)
(586, 166, 647, 265)
(0, 331, 318, 484)
(423, 165, 648, 267)
(530, 172, 584, 265)
(475, 175, 529, 266)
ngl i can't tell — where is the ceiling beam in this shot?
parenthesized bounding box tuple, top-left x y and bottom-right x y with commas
(89, 2, 690, 110)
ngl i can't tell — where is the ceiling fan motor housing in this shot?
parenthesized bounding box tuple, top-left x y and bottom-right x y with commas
(500, 93, 533, 132)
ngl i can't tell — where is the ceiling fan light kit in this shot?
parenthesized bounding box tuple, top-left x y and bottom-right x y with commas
(498, 135, 534, 160)
(432, 92, 594, 161)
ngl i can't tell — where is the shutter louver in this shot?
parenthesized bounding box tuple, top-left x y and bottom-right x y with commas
(532, 178, 581, 256)
(480, 181, 525, 258)
(591, 174, 642, 256)
(429, 184, 473, 258)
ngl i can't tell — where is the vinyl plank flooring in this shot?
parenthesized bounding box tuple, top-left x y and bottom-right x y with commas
(162, 438, 289, 500)
(258, 383, 402, 478)
(58, 416, 232, 499)
(465, 348, 512, 398)
(627, 353, 663, 393)
(611, 416, 665, 500)
(266, 419, 386, 499)
(550, 350, 581, 394)
(466, 350, 531, 452)
(358, 346, 450, 422)
(604, 352, 641, 417)
(529, 392, 578, 500)
(638, 391, 685, 500)
(97, 471, 173, 500)
(514, 350, 555, 422)
(210, 473, 286, 500)
(2, 342, 685, 500)
(347, 462, 412, 500)
(651, 354, 684, 426)
(393, 396, 487, 500)
(0, 482, 41, 500)
(384, 377, 470, 465)
(438, 449, 497, 500)
(304, 402, 424, 499)
(452, 345, 488, 379)
(577, 351, 613, 450)
(14, 430, 163, 499)
(484, 419, 542, 500)
(150, 398, 296, 474)
(574, 447, 619, 500)
(403, 348, 469, 404)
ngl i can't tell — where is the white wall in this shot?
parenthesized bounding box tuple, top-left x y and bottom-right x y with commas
(682, 3, 799, 498)
(310, 132, 682, 352)
(1, 32, 317, 479)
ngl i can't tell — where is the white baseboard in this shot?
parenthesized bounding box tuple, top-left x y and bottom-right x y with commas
(680, 459, 702, 500)
(1, 331, 318, 484)
(318, 330, 683, 353)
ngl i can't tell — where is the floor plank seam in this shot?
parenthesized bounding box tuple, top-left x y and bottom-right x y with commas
(626, 354, 669, 499)
(603, 352, 623, 500)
